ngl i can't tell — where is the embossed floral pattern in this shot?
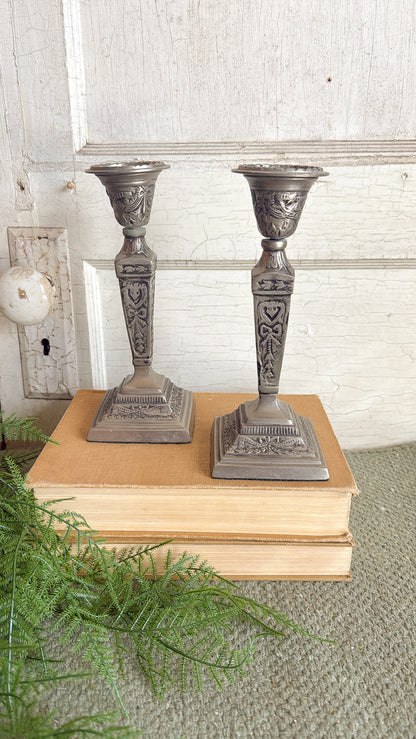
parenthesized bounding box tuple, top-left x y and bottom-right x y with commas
(106, 184, 155, 227)
(251, 190, 307, 238)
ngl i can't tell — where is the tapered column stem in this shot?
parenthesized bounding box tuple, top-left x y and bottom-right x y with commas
(115, 229, 155, 369)
(252, 238, 294, 412)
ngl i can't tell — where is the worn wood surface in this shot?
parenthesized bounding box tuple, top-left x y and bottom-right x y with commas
(80, 0, 416, 144)
(0, 0, 415, 448)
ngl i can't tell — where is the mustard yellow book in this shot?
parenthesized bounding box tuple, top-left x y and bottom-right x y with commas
(28, 392, 358, 544)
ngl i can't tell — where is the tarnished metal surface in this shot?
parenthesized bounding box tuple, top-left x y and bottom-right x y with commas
(86, 161, 194, 443)
(213, 165, 329, 480)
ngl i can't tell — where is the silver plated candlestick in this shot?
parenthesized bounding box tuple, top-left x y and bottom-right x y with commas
(212, 164, 329, 480)
(87, 161, 194, 443)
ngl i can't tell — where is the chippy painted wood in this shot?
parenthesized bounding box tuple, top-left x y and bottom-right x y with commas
(2, 168, 416, 446)
(24, 163, 416, 445)
(78, 140, 416, 167)
(62, 0, 87, 151)
(83, 265, 416, 450)
(30, 165, 416, 264)
(6, 0, 416, 164)
(8, 0, 74, 164)
(7, 228, 78, 399)
(1, 0, 416, 448)
(0, 0, 34, 210)
(80, 0, 416, 144)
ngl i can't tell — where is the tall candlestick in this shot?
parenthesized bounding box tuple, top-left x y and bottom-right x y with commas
(212, 164, 329, 480)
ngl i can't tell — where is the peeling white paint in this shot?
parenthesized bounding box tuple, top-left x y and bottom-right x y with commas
(83, 265, 416, 450)
(0, 0, 415, 445)
(7, 228, 78, 400)
(81, 0, 416, 143)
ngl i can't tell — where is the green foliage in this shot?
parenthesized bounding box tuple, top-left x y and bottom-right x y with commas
(0, 411, 55, 446)
(0, 414, 322, 737)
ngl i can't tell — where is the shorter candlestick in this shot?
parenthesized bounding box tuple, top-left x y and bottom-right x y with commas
(86, 161, 195, 443)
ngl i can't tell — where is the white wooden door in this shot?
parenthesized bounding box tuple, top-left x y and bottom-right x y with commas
(1, 0, 415, 448)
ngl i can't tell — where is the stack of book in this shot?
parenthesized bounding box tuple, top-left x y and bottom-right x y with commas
(28, 391, 358, 580)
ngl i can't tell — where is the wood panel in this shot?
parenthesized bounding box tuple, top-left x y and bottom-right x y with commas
(30, 165, 416, 264)
(80, 263, 416, 450)
(9, 0, 74, 163)
(1, 0, 415, 450)
(80, 0, 416, 143)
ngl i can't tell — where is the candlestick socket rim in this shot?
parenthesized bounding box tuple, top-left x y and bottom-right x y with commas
(86, 160, 170, 176)
(232, 164, 328, 179)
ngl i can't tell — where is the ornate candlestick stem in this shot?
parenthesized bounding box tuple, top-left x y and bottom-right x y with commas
(252, 237, 293, 408)
(212, 164, 329, 480)
(87, 161, 194, 443)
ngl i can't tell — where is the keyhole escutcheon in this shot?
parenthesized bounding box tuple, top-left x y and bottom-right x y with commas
(41, 338, 50, 356)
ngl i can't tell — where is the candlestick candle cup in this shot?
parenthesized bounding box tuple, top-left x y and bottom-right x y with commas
(86, 161, 195, 443)
(212, 164, 329, 480)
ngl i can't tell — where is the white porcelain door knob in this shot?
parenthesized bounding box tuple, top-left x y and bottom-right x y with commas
(0, 266, 55, 325)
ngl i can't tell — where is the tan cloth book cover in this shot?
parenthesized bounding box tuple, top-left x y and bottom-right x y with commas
(28, 392, 357, 543)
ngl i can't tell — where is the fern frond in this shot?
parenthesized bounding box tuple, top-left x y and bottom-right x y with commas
(0, 410, 327, 732)
(0, 412, 56, 446)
